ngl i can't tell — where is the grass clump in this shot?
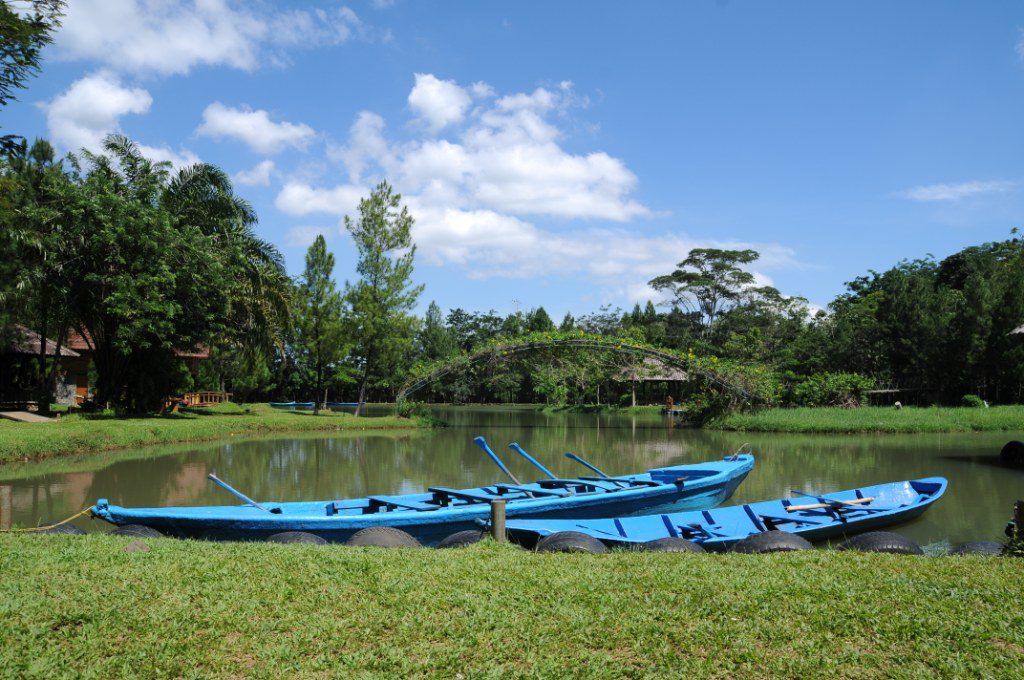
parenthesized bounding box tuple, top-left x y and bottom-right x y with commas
(0, 534, 1022, 678)
(707, 405, 1024, 433)
(0, 403, 420, 464)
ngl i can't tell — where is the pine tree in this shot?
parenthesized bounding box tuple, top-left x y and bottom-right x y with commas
(344, 181, 423, 414)
(293, 235, 346, 413)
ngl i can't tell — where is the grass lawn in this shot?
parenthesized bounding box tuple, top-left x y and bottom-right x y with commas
(0, 403, 420, 465)
(1, 535, 1022, 678)
(708, 405, 1024, 434)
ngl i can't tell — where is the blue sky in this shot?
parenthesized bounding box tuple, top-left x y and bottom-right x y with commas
(6, 1, 1024, 318)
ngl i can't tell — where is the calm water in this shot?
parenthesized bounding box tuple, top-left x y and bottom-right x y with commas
(2, 405, 1022, 545)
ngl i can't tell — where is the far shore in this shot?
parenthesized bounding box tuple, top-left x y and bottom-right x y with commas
(0, 403, 422, 466)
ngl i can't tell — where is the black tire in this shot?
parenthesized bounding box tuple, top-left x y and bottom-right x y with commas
(347, 526, 421, 548)
(36, 522, 86, 535)
(732, 530, 812, 554)
(837, 531, 923, 555)
(950, 541, 1005, 557)
(1000, 440, 1024, 466)
(639, 537, 706, 553)
(109, 524, 163, 539)
(436, 529, 488, 549)
(267, 531, 327, 545)
(536, 531, 608, 554)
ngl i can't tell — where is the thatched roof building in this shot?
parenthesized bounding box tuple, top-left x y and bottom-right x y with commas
(616, 356, 688, 382)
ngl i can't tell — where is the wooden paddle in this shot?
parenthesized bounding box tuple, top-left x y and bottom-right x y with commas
(785, 496, 875, 512)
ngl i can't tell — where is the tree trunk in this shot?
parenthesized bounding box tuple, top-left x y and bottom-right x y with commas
(354, 370, 369, 417)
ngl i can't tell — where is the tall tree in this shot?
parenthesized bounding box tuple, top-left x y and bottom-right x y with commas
(417, 301, 457, 361)
(293, 235, 346, 413)
(344, 181, 423, 414)
(649, 248, 760, 337)
(1, 1, 63, 153)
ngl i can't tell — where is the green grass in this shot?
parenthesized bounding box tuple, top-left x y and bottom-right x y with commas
(0, 403, 421, 465)
(1, 535, 1022, 678)
(708, 405, 1024, 433)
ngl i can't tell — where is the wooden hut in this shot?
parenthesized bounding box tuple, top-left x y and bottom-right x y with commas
(616, 356, 689, 407)
(0, 325, 80, 408)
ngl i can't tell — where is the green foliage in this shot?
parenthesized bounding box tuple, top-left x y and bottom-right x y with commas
(790, 372, 874, 407)
(292, 235, 348, 409)
(344, 181, 423, 409)
(0, 1, 63, 152)
(709, 405, 1024, 433)
(961, 394, 986, 408)
(1, 135, 291, 413)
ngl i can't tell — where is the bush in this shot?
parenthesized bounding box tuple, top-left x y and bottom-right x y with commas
(961, 394, 986, 408)
(790, 372, 874, 408)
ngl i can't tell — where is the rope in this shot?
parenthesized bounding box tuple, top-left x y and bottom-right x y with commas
(1, 506, 93, 533)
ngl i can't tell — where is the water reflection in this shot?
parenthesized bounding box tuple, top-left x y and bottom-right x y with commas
(2, 405, 1022, 544)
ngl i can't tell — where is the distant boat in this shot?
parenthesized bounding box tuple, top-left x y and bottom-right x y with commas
(90, 453, 755, 546)
(504, 477, 947, 550)
(268, 401, 315, 411)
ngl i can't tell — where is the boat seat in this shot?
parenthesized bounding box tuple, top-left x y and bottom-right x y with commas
(494, 484, 570, 498)
(578, 475, 661, 487)
(537, 479, 620, 492)
(365, 496, 437, 513)
(428, 487, 501, 505)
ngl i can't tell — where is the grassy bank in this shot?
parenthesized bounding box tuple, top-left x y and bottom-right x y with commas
(0, 403, 420, 465)
(1, 535, 1022, 677)
(708, 405, 1024, 434)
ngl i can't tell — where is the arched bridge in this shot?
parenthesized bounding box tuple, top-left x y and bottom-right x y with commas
(396, 336, 761, 404)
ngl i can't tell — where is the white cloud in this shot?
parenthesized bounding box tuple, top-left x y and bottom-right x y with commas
(275, 182, 364, 217)
(286, 225, 330, 248)
(197, 103, 316, 154)
(234, 159, 275, 186)
(41, 71, 152, 151)
(137, 143, 200, 170)
(276, 74, 796, 303)
(55, 0, 372, 77)
(898, 180, 1016, 201)
(1018, 28, 1024, 61)
(330, 75, 648, 222)
(408, 73, 472, 131)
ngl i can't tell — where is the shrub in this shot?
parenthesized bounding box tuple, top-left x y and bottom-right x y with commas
(790, 372, 874, 408)
(961, 394, 986, 408)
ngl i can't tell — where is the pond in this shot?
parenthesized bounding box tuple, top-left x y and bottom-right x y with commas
(2, 405, 1022, 546)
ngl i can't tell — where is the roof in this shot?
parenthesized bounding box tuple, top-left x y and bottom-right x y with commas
(616, 356, 689, 382)
(3, 325, 80, 357)
(67, 330, 209, 359)
(1012, 324, 1024, 336)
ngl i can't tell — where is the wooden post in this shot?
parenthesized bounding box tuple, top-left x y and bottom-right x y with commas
(1014, 500, 1024, 542)
(490, 500, 506, 543)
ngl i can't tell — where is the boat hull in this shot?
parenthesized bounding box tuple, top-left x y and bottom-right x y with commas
(91, 455, 753, 546)
(504, 477, 947, 550)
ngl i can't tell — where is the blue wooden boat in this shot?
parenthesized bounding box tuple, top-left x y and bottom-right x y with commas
(90, 449, 754, 546)
(268, 401, 315, 411)
(503, 477, 946, 550)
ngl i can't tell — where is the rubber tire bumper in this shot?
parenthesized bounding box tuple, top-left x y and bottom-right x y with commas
(949, 541, 1004, 556)
(110, 524, 163, 539)
(732, 530, 812, 553)
(536, 531, 608, 554)
(436, 529, 489, 549)
(837, 531, 923, 555)
(268, 531, 327, 545)
(639, 537, 705, 553)
(346, 526, 422, 548)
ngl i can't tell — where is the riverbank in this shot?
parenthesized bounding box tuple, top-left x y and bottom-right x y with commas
(707, 405, 1024, 433)
(1, 535, 1021, 677)
(0, 403, 420, 465)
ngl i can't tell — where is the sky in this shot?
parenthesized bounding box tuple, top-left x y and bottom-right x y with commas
(5, 0, 1024, 319)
